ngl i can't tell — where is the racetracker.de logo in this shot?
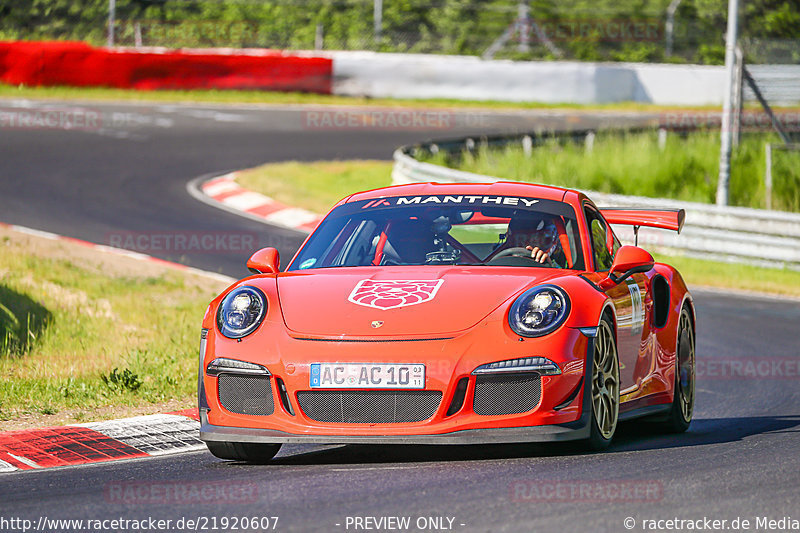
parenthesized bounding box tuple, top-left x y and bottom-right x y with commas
(0, 106, 102, 131)
(303, 110, 457, 131)
(511, 480, 663, 503)
(106, 231, 258, 255)
(659, 111, 800, 133)
(697, 357, 800, 380)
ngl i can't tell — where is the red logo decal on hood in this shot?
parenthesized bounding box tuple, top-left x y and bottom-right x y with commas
(348, 280, 444, 310)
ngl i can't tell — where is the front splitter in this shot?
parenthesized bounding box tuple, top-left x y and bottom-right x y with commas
(199, 410, 590, 445)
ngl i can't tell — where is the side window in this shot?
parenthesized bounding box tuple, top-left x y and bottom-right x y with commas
(585, 207, 614, 271)
(611, 230, 622, 256)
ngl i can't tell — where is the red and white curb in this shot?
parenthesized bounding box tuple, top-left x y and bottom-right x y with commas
(0, 410, 202, 473)
(0, 222, 235, 285)
(198, 172, 323, 233)
(0, 223, 235, 474)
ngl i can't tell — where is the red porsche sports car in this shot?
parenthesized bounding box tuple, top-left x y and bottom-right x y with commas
(198, 181, 695, 462)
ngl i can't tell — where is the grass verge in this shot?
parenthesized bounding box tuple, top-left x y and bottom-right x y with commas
(0, 227, 229, 430)
(234, 159, 800, 298)
(0, 83, 743, 112)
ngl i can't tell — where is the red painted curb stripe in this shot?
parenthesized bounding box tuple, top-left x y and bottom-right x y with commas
(199, 175, 324, 233)
(209, 188, 250, 202)
(246, 202, 285, 217)
(202, 177, 231, 189)
(0, 427, 147, 469)
(146, 255, 189, 270)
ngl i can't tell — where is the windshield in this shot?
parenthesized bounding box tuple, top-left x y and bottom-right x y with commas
(288, 195, 584, 271)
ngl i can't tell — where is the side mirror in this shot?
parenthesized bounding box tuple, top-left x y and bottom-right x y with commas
(599, 246, 654, 290)
(247, 247, 280, 274)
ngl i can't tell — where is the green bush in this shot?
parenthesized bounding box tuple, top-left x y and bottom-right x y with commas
(100, 367, 143, 393)
(2, 0, 798, 64)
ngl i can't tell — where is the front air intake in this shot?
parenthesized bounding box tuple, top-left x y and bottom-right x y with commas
(473, 374, 541, 416)
(218, 374, 274, 416)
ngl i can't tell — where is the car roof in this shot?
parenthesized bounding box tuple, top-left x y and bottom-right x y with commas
(342, 181, 571, 205)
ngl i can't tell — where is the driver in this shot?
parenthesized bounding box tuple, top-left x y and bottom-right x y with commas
(501, 214, 565, 266)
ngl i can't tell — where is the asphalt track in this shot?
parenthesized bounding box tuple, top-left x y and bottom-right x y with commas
(1, 100, 799, 533)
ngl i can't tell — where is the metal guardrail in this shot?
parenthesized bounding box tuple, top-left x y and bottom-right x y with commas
(746, 65, 800, 107)
(392, 130, 800, 270)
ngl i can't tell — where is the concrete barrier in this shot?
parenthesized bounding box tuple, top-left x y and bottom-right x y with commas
(5, 44, 793, 106)
(329, 51, 727, 105)
(0, 41, 332, 93)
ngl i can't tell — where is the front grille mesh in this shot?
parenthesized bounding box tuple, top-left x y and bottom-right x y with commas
(473, 374, 541, 416)
(218, 374, 274, 416)
(297, 390, 442, 423)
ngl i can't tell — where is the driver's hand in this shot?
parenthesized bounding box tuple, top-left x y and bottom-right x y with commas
(526, 246, 550, 264)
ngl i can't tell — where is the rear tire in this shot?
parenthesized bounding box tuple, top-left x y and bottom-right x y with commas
(206, 441, 281, 464)
(584, 317, 620, 451)
(660, 307, 695, 433)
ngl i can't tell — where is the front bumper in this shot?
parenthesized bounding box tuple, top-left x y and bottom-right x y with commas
(198, 326, 597, 445)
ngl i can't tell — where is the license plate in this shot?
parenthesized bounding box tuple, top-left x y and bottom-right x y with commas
(310, 363, 425, 389)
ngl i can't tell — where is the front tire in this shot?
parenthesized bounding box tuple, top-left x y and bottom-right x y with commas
(660, 307, 695, 433)
(584, 317, 620, 451)
(206, 441, 281, 464)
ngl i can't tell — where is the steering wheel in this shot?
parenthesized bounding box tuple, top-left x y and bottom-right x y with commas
(490, 247, 557, 267)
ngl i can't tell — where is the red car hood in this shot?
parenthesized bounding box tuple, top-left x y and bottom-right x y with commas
(277, 267, 564, 337)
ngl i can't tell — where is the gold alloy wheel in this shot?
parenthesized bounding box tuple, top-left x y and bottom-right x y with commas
(592, 320, 620, 440)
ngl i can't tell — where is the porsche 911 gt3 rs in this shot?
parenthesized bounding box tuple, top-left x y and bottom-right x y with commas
(198, 181, 696, 462)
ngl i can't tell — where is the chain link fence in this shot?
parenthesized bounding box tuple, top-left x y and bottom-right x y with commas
(1, 1, 797, 65)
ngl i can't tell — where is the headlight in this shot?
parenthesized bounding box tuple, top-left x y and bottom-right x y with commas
(508, 285, 570, 337)
(216, 286, 267, 339)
